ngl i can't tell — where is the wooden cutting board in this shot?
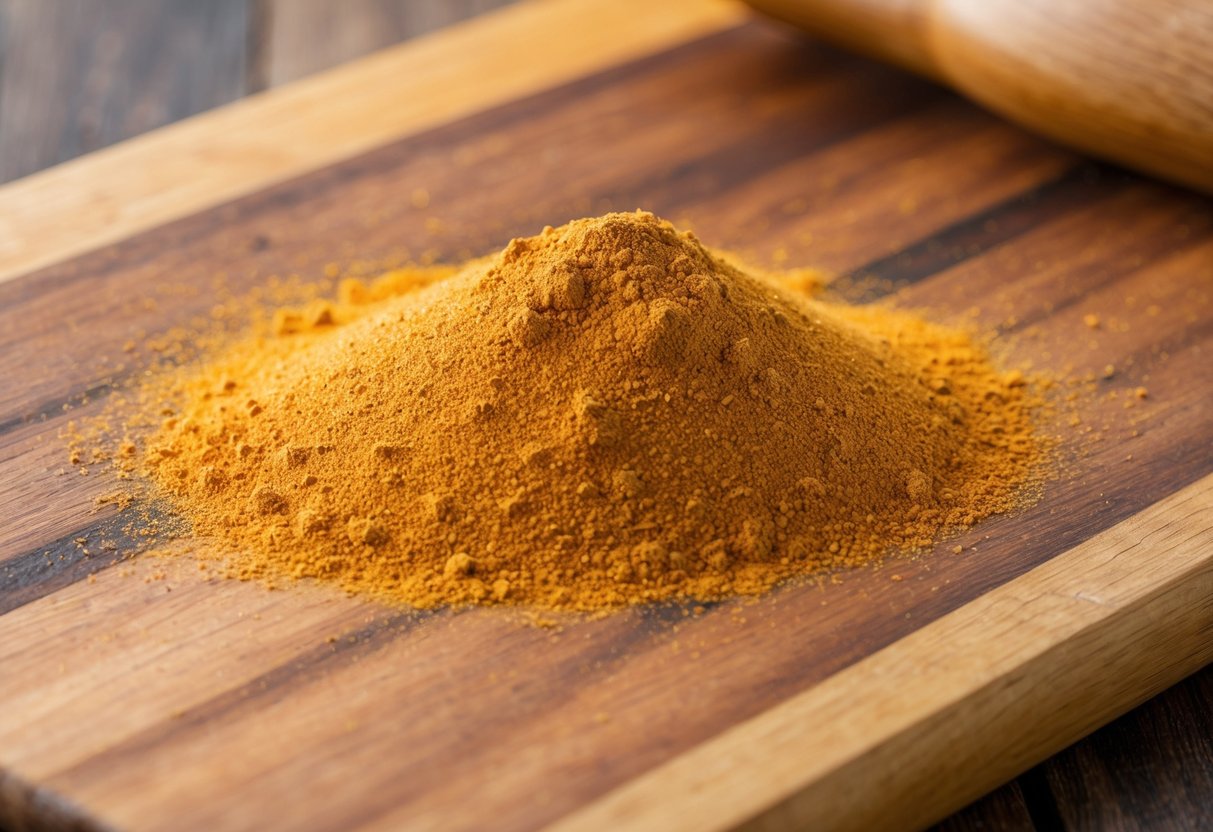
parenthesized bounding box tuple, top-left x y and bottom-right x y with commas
(2, 1, 1211, 829)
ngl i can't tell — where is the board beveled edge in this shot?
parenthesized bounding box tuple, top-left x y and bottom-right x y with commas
(0, 0, 746, 287)
(548, 473, 1213, 832)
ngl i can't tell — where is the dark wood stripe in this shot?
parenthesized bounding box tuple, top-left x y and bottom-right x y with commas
(319, 609, 697, 832)
(1003, 230, 1213, 337)
(853, 163, 1130, 296)
(75, 608, 431, 747)
(50, 602, 662, 799)
(0, 380, 122, 438)
(609, 65, 940, 214)
(49, 594, 707, 798)
(0, 508, 164, 615)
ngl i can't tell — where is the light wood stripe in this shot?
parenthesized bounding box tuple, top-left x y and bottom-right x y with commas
(0, 0, 746, 286)
(550, 472, 1213, 831)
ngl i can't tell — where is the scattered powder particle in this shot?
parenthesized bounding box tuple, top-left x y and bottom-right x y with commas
(444, 553, 477, 578)
(124, 212, 1042, 612)
(1083, 313, 1101, 329)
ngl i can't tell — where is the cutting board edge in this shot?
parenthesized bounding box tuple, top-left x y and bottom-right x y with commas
(550, 471, 1213, 832)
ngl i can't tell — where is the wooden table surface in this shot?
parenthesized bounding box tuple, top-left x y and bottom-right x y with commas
(1, 2, 1210, 830)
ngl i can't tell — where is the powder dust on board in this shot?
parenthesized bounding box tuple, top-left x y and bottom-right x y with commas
(113, 211, 1043, 611)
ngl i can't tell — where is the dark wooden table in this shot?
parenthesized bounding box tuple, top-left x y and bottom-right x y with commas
(1, 2, 1209, 829)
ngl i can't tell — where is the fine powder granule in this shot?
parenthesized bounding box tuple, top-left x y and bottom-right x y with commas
(141, 211, 1041, 611)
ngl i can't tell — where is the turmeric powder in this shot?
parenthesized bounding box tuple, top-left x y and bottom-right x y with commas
(136, 211, 1041, 611)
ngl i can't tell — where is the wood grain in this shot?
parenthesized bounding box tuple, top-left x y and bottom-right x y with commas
(0, 4, 1211, 832)
(0, 0, 744, 284)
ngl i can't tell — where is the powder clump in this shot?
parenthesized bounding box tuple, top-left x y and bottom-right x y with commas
(143, 211, 1040, 611)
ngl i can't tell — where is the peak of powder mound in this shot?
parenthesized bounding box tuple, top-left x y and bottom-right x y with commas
(145, 211, 1041, 611)
(477, 212, 755, 369)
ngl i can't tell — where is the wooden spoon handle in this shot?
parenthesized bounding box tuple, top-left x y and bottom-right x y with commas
(747, 0, 1213, 194)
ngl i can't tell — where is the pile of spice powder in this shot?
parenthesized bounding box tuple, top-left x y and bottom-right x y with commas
(137, 212, 1042, 611)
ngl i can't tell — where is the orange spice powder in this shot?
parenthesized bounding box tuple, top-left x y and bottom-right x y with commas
(115, 211, 1044, 611)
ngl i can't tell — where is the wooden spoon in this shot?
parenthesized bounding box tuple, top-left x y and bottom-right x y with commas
(745, 0, 1213, 193)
